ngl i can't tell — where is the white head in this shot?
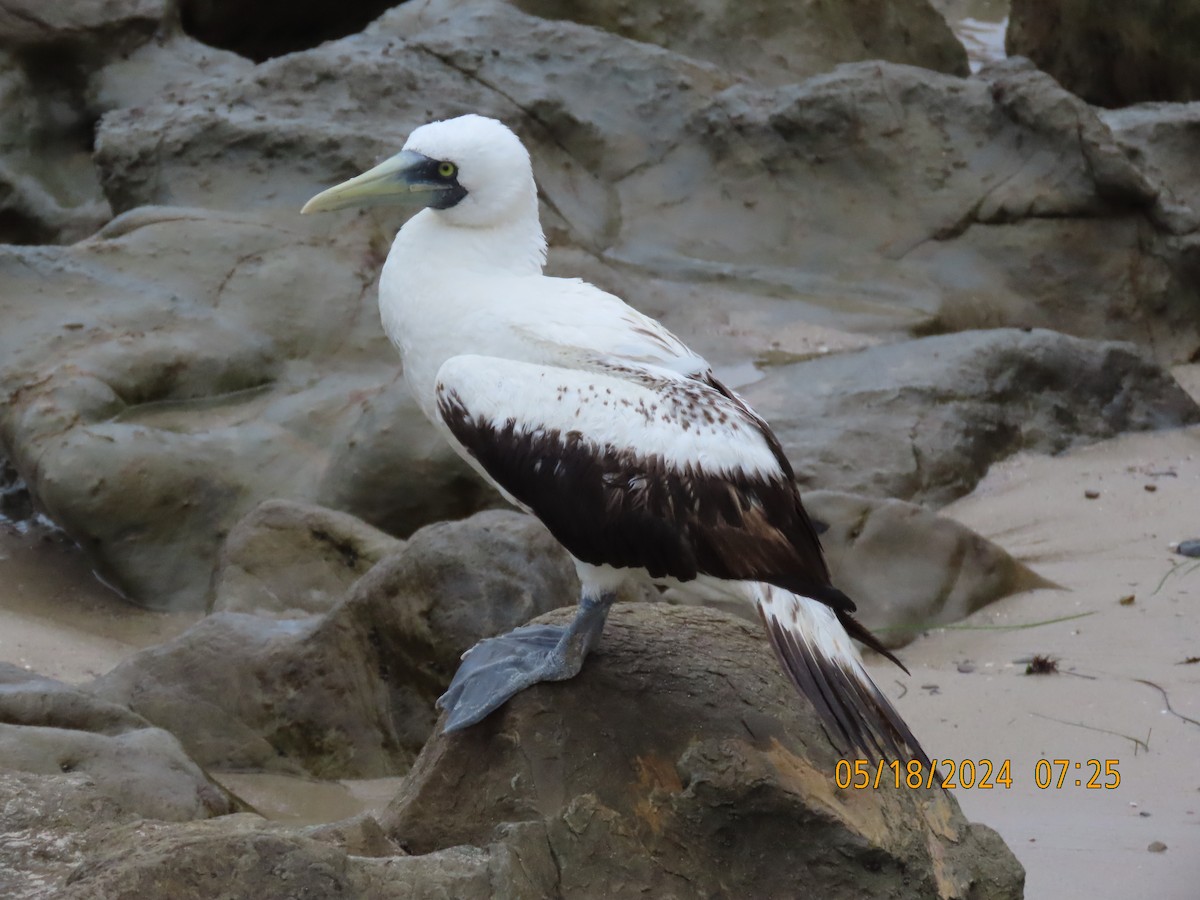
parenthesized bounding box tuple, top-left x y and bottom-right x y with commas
(302, 114, 539, 231)
(401, 114, 537, 229)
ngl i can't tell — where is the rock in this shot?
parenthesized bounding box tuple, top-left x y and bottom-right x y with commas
(1007, 0, 1200, 107)
(0, 664, 239, 823)
(744, 328, 1200, 506)
(513, 0, 968, 86)
(47, 813, 556, 900)
(0, 0, 169, 246)
(90, 611, 398, 777)
(1100, 103, 1200, 221)
(805, 491, 1051, 645)
(0, 1, 163, 54)
(384, 604, 1025, 899)
(92, 510, 578, 776)
(0, 724, 237, 821)
(0, 209, 490, 609)
(0, 770, 132, 898)
(211, 499, 403, 617)
(0, 49, 112, 245)
(0, 662, 150, 733)
(92, 0, 1200, 363)
(0, 766, 551, 898)
(88, 34, 254, 115)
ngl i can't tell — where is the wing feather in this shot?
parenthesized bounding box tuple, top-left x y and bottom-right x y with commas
(435, 354, 850, 612)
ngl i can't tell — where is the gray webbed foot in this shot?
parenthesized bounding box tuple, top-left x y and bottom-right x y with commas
(437, 594, 614, 732)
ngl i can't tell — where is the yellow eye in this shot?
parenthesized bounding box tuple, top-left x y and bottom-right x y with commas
(438, 161, 457, 178)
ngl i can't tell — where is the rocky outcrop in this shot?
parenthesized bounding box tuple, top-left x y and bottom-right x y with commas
(1101, 103, 1200, 218)
(513, 0, 968, 85)
(803, 490, 1051, 645)
(0, 208, 495, 609)
(92, 511, 578, 775)
(1007, 0, 1200, 107)
(744, 328, 1200, 506)
(0, 3, 247, 245)
(211, 499, 403, 617)
(384, 603, 1025, 899)
(0, 663, 239, 824)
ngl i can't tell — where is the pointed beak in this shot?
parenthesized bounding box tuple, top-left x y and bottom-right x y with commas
(302, 150, 449, 214)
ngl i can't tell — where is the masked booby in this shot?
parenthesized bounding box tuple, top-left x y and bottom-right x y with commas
(303, 114, 930, 765)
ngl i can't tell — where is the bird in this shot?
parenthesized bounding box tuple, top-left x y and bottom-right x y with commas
(303, 114, 930, 765)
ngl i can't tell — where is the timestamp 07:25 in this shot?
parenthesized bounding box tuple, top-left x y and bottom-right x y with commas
(834, 758, 1122, 790)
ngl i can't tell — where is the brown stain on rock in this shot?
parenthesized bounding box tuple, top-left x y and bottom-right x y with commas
(631, 752, 683, 835)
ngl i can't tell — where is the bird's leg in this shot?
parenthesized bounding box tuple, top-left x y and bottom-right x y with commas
(437, 591, 616, 732)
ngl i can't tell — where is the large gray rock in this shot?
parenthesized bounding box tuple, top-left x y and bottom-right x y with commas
(211, 498, 404, 617)
(1101, 103, 1200, 220)
(805, 491, 1053, 645)
(514, 0, 969, 85)
(0, 209, 491, 609)
(1007, 0, 1200, 107)
(0, 0, 163, 53)
(46, 813, 555, 900)
(0, 0, 173, 245)
(384, 603, 1025, 899)
(745, 328, 1200, 506)
(0, 664, 239, 824)
(92, 510, 578, 776)
(0, 773, 549, 900)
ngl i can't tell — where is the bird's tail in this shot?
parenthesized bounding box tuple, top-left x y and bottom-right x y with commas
(752, 583, 931, 768)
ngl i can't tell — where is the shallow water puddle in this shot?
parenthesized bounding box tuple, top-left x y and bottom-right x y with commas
(214, 773, 405, 825)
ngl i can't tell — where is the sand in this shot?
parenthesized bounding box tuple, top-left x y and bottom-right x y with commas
(2, 365, 1198, 898)
(886, 363, 1200, 899)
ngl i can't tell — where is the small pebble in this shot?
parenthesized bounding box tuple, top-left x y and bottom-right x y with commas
(956, 662, 976, 674)
(1084, 489, 1100, 499)
(1147, 841, 1167, 853)
(1176, 540, 1200, 558)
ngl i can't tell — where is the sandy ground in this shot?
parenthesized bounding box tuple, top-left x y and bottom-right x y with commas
(0, 527, 199, 683)
(886, 363, 1200, 900)
(2, 366, 1197, 898)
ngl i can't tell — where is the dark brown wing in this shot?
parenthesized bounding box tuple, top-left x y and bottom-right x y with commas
(435, 358, 853, 614)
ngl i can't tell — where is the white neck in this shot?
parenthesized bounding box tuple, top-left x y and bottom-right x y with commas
(394, 191, 546, 277)
(377, 196, 547, 420)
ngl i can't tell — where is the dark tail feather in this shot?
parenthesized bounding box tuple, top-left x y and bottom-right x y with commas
(757, 588, 932, 770)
